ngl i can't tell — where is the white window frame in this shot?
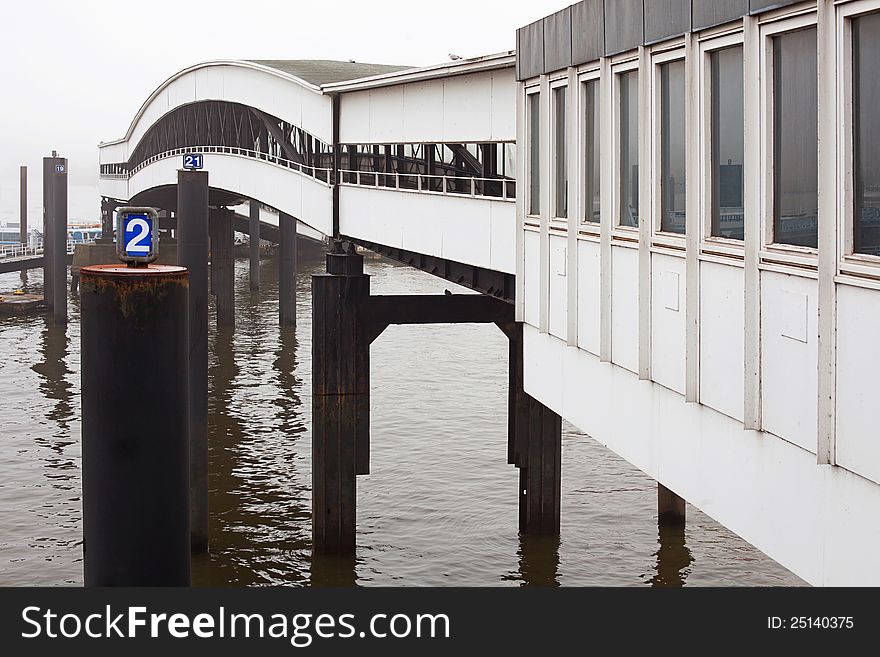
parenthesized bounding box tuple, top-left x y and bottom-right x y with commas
(650, 46, 687, 251)
(525, 84, 541, 220)
(611, 56, 640, 243)
(837, 0, 880, 281)
(550, 77, 569, 224)
(698, 30, 746, 260)
(759, 8, 820, 268)
(578, 66, 602, 234)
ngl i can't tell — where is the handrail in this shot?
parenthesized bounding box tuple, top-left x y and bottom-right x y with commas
(0, 239, 84, 261)
(99, 145, 334, 185)
(337, 169, 516, 202)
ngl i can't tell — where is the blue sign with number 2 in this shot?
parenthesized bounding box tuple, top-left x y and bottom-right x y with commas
(124, 214, 153, 258)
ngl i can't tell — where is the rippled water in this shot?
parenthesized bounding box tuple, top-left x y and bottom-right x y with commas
(0, 249, 803, 586)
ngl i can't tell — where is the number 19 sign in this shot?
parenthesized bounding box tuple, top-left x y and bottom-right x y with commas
(116, 207, 159, 265)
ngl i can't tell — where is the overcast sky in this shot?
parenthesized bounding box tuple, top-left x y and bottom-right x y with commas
(0, 0, 568, 225)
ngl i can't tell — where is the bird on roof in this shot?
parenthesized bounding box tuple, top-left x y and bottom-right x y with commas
(448, 53, 462, 60)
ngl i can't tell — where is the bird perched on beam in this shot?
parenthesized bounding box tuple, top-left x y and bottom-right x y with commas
(448, 53, 462, 61)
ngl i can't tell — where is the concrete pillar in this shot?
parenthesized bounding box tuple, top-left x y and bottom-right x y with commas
(658, 483, 686, 528)
(211, 207, 235, 329)
(279, 212, 297, 326)
(176, 169, 209, 553)
(508, 322, 561, 536)
(249, 199, 260, 290)
(311, 242, 370, 556)
(19, 166, 27, 244)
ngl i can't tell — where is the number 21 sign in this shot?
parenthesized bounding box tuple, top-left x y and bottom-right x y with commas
(116, 207, 159, 265)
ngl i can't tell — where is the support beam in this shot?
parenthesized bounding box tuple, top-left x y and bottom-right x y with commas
(657, 483, 686, 528)
(177, 169, 209, 553)
(279, 212, 297, 326)
(311, 243, 370, 556)
(19, 166, 27, 245)
(249, 200, 260, 290)
(43, 155, 67, 325)
(211, 207, 235, 329)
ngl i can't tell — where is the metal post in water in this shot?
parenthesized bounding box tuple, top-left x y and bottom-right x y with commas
(312, 241, 370, 556)
(211, 207, 234, 328)
(19, 165, 27, 245)
(176, 169, 209, 553)
(50, 157, 68, 324)
(249, 199, 260, 290)
(279, 211, 297, 326)
(42, 157, 55, 309)
(80, 264, 190, 585)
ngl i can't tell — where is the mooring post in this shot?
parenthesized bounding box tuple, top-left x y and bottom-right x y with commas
(658, 483, 686, 528)
(41, 157, 55, 310)
(176, 169, 209, 553)
(211, 207, 235, 329)
(249, 199, 260, 291)
(99, 197, 116, 243)
(80, 264, 190, 585)
(50, 157, 68, 325)
(19, 165, 27, 245)
(506, 322, 562, 535)
(312, 241, 370, 556)
(279, 211, 297, 326)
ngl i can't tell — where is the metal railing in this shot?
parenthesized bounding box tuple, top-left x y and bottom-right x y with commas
(99, 147, 517, 201)
(338, 169, 516, 202)
(0, 239, 82, 261)
(100, 145, 334, 185)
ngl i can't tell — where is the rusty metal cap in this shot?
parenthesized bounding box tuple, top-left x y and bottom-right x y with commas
(80, 264, 188, 279)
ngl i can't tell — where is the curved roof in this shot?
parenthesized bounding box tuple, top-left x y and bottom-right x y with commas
(247, 59, 411, 86)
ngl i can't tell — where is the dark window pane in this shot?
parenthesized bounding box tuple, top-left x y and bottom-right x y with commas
(554, 86, 568, 218)
(660, 60, 686, 234)
(711, 46, 744, 240)
(854, 12, 880, 256)
(529, 93, 541, 215)
(619, 71, 639, 227)
(584, 80, 600, 223)
(773, 28, 818, 248)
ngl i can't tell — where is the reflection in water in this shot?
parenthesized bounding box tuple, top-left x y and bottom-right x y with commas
(32, 318, 74, 436)
(311, 555, 357, 587)
(648, 525, 694, 587)
(517, 535, 561, 587)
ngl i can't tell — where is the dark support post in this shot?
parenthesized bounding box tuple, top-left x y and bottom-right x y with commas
(42, 157, 55, 309)
(177, 169, 209, 553)
(211, 207, 235, 329)
(506, 322, 562, 536)
(51, 157, 68, 324)
(312, 242, 370, 556)
(279, 212, 297, 326)
(99, 197, 115, 243)
(80, 264, 190, 586)
(658, 483, 686, 527)
(19, 165, 27, 244)
(249, 199, 260, 290)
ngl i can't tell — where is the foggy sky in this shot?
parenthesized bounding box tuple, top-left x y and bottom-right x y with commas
(0, 0, 567, 225)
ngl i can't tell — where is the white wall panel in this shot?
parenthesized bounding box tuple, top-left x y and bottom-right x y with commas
(760, 271, 818, 453)
(548, 234, 568, 341)
(650, 253, 686, 395)
(524, 230, 541, 327)
(489, 68, 517, 141)
(699, 261, 745, 422)
(338, 186, 513, 274)
(97, 178, 129, 202)
(442, 72, 493, 140)
(489, 202, 516, 274)
(576, 240, 601, 356)
(837, 284, 880, 485)
(522, 325, 880, 586)
(611, 245, 639, 373)
(128, 154, 333, 236)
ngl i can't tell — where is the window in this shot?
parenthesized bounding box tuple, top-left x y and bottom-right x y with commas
(710, 46, 744, 240)
(553, 86, 568, 218)
(619, 71, 639, 227)
(773, 28, 818, 248)
(584, 79, 600, 223)
(660, 60, 686, 234)
(528, 92, 541, 216)
(853, 12, 880, 256)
